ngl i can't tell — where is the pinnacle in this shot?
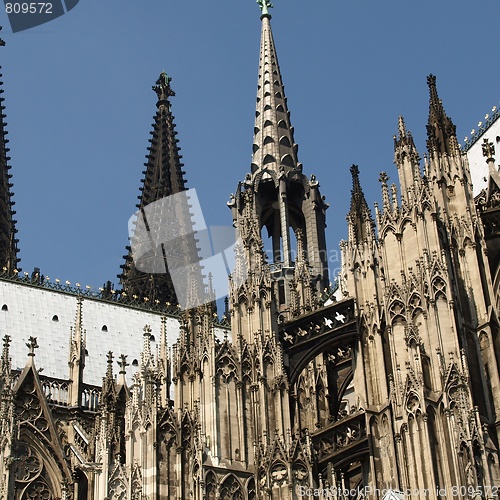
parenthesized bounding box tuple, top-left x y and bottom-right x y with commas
(379, 172, 391, 211)
(426, 74, 458, 155)
(427, 74, 438, 102)
(350, 165, 362, 198)
(349, 165, 369, 213)
(397, 116, 407, 139)
(348, 165, 374, 245)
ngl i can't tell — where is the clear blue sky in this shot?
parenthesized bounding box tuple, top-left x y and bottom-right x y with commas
(1, 0, 499, 291)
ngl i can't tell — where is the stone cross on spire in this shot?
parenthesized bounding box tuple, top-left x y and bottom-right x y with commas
(26, 336, 38, 357)
(482, 138, 495, 162)
(118, 354, 129, 375)
(153, 71, 175, 106)
(257, 0, 273, 15)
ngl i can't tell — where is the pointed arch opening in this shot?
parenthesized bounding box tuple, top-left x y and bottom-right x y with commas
(219, 474, 243, 500)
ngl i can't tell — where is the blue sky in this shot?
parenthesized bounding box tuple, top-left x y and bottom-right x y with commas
(1, 0, 499, 292)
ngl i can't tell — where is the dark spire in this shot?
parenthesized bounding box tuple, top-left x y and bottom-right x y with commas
(426, 74, 459, 155)
(251, 4, 300, 173)
(347, 165, 374, 244)
(119, 73, 192, 305)
(0, 29, 20, 274)
(140, 72, 187, 202)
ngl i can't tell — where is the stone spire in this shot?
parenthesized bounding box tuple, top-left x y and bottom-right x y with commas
(426, 74, 459, 155)
(119, 73, 191, 305)
(394, 116, 422, 203)
(251, 3, 300, 173)
(347, 165, 374, 245)
(101, 351, 116, 406)
(0, 30, 19, 274)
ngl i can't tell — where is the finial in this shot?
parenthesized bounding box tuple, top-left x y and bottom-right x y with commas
(142, 324, 152, 357)
(379, 172, 391, 210)
(427, 74, 438, 98)
(26, 336, 38, 357)
(118, 354, 129, 375)
(379, 172, 389, 185)
(2, 334, 11, 351)
(153, 71, 175, 106)
(257, 0, 274, 16)
(482, 138, 495, 162)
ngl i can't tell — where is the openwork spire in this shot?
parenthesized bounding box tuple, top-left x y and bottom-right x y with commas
(0, 29, 20, 274)
(251, 5, 300, 173)
(426, 74, 458, 155)
(119, 73, 191, 305)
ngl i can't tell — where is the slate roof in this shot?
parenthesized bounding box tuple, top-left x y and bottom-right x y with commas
(0, 278, 228, 386)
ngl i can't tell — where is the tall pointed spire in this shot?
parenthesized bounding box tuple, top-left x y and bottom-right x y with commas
(426, 74, 459, 155)
(0, 29, 19, 274)
(119, 73, 190, 305)
(228, 3, 329, 324)
(251, 2, 300, 173)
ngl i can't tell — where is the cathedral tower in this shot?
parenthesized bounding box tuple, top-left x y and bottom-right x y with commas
(228, 0, 329, 325)
(341, 75, 500, 496)
(220, 3, 367, 497)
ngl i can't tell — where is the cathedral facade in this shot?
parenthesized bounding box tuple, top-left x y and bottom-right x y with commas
(0, 2, 499, 498)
